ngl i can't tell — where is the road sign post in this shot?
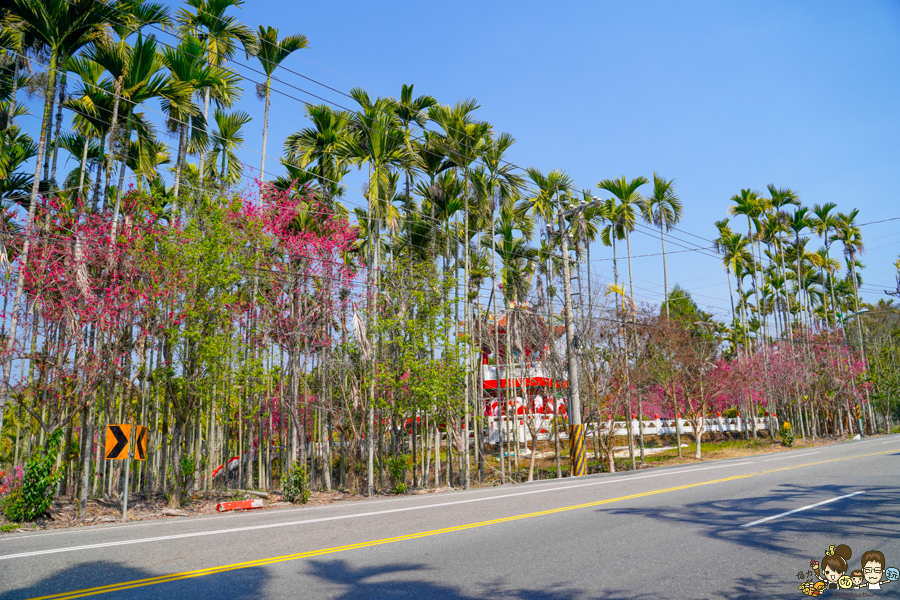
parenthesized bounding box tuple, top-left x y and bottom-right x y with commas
(105, 425, 145, 521)
(122, 428, 132, 522)
(856, 404, 864, 439)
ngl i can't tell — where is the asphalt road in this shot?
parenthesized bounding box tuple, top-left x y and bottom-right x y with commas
(1, 436, 898, 600)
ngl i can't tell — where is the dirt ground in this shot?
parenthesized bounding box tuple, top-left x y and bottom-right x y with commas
(0, 434, 868, 534)
(0, 485, 461, 533)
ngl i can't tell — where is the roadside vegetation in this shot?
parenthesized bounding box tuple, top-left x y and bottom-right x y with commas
(0, 0, 898, 526)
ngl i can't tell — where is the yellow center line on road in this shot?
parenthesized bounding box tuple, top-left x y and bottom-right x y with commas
(27, 448, 896, 600)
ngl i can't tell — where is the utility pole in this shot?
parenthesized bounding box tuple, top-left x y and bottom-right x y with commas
(557, 203, 585, 477)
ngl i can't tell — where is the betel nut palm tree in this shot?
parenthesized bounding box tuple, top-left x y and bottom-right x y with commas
(177, 0, 256, 187)
(597, 176, 648, 313)
(728, 188, 767, 338)
(283, 103, 350, 200)
(205, 107, 251, 185)
(642, 173, 682, 319)
(162, 35, 240, 205)
(392, 84, 436, 222)
(597, 175, 648, 463)
(811, 202, 843, 327)
(85, 34, 190, 239)
(251, 25, 308, 182)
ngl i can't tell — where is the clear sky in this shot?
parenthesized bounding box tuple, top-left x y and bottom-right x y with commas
(32, 0, 900, 317)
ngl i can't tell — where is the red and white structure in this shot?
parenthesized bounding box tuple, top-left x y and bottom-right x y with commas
(473, 308, 569, 445)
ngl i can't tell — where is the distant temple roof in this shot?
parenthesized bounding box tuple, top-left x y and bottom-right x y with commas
(470, 305, 565, 360)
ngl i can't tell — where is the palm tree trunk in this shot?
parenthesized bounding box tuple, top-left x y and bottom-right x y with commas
(586, 239, 593, 317)
(112, 126, 130, 236)
(78, 137, 90, 204)
(661, 226, 670, 319)
(777, 239, 792, 338)
(197, 87, 211, 188)
(726, 268, 737, 332)
(735, 275, 751, 439)
(42, 74, 58, 184)
(824, 235, 840, 329)
(259, 79, 271, 182)
(49, 71, 67, 191)
(77, 400, 95, 518)
(611, 237, 619, 290)
(109, 112, 132, 245)
(795, 237, 804, 333)
(4, 51, 20, 131)
(492, 212, 504, 483)
(624, 229, 645, 464)
(173, 124, 188, 210)
(463, 172, 470, 489)
(366, 165, 377, 497)
(102, 77, 123, 212)
(0, 49, 59, 440)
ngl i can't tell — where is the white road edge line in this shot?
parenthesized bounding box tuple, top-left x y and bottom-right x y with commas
(8, 440, 867, 542)
(0, 459, 753, 543)
(13, 454, 754, 544)
(763, 451, 820, 462)
(739, 491, 865, 528)
(0, 461, 752, 561)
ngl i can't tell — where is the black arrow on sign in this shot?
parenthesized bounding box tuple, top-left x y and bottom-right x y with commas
(106, 426, 129, 459)
(135, 426, 146, 460)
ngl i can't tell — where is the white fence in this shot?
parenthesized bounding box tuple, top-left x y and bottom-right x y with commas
(481, 415, 773, 445)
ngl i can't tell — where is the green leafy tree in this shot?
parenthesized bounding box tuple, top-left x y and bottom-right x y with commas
(2, 430, 63, 521)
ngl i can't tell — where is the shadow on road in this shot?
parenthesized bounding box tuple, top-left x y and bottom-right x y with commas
(601, 478, 900, 560)
(2, 557, 663, 600)
(1, 559, 269, 600)
(301, 558, 661, 600)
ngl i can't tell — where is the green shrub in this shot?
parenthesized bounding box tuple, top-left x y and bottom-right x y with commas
(2, 430, 63, 522)
(386, 455, 410, 494)
(283, 461, 310, 504)
(179, 455, 195, 495)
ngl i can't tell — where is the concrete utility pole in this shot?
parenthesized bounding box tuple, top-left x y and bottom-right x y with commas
(557, 203, 586, 477)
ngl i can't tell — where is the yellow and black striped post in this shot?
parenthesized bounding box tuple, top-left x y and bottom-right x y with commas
(569, 424, 586, 477)
(855, 404, 864, 438)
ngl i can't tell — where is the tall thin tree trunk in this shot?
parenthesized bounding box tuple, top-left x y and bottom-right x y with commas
(0, 49, 59, 440)
(196, 87, 211, 189)
(4, 51, 20, 131)
(661, 226, 670, 319)
(78, 136, 91, 203)
(102, 78, 123, 212)
(49, 72, 67, 190)
(625, 229, 645, 464)
(77, 401, 95, 518)
(259, 80, 271, 181)
(172, 124, 188, 210)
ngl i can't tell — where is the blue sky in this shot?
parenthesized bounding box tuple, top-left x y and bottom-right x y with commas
(28, 0, 900, 318)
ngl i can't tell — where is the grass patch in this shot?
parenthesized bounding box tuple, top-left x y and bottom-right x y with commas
(1, 523, 20, 532)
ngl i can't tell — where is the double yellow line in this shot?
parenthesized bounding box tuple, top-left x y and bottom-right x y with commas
(27, 448, 894, 600)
